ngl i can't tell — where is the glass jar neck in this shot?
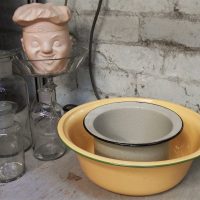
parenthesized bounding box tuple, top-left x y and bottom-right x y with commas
(38, 78, 57, 105)
(38, 87, 56, 105)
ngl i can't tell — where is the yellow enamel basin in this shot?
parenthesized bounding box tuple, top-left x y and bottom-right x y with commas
(57, 98, 200, 196)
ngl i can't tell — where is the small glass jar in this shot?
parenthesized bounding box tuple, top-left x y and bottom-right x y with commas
(30, 86, 66, 160)
(0, 101, 25, 183)
(0, 50, 32, 151)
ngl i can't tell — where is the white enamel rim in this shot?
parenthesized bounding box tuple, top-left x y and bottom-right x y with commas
(83, 101, 183, 146)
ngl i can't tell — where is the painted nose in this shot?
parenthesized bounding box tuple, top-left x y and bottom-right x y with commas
(41, 42, 53, 54)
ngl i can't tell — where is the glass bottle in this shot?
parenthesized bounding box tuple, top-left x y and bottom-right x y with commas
(0, 50, 32, 151)
(0, 101, 25, 183)
(30, 83, 66, 160)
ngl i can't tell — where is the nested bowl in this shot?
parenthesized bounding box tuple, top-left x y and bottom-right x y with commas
(57, 98, 200, 196)
(83, 101, 183, 161)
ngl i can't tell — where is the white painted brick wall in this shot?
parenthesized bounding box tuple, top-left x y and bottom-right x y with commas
(180, 81, 200, 112)
(94, 67, 136, 96)
(67, 0, 174, 13)
(163, 51, 200, 83)
(56, 87, 96, 105)
(106, 0, 175, 13)
(94, 44, 164, 75)
(68, 0, 101, 12)
(141, 17, 200, 48)
(137, 74, 186, 105)
(47, 0, 65, 5)
(54, 69, 96, 105)
(49, 0, 200, 112)
(74, 14, 139, 43)
(177, 0, 200, 15)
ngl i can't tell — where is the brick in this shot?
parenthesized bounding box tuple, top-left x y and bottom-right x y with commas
(54, 66, 96, 105)
(56, 87, 95, 106)
(179, 82, 200, 112)
(177, 0, 200, 15)
(137, 74, 186, 104)
(68, 0, 174, 13)
(141, 17, 200, 48)
(94, 67, 137, 96)
(164, 51, 200, 83)
(74, 14, 139, 43)
(75, 43, 165, 98)
(54, 72, 78, 90)
(47, 0, 65, 5)
(77, 67, 93, 91)
(68, 0, 100, 12)
(107, 0, 175, 13)
(95, 44, 164, 75)
(182, 82, 200, 103)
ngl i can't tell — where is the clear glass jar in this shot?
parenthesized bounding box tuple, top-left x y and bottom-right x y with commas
(30, 85, 65, 160)
(0, 51, 32, 151)
(0, 101, 25, 183)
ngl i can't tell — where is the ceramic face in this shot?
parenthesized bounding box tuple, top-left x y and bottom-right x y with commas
(22, 24, 71, 75)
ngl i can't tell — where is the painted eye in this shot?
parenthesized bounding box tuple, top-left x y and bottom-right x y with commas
(53, 41, 61, 47)
(31, 41, 39, 48)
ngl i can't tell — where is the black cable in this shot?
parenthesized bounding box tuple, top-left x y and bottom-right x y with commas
(88, 0, 103, 100)
(27, 0, 38, 3)
(65, 0, 68, 6)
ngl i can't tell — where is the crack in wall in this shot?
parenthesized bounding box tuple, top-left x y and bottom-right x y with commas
(184, 87, 190, 96)
(80, 39, 200, 54)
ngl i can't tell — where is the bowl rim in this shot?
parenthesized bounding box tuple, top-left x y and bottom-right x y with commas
(57, 97, 200, 168)
(83, 101, 183, 147)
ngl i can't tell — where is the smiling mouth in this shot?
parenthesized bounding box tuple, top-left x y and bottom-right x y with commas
(40, 55, 55, 59)
(43, 59, 55, 65)
(37, 55, 56, 64)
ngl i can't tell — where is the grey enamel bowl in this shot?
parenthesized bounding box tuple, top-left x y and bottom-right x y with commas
(84, 101, 183, 161)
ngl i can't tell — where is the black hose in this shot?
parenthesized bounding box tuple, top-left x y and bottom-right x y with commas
(27, 0, 38, 3)
(65, 0, 68, 6)
(88, 0, 103, 100)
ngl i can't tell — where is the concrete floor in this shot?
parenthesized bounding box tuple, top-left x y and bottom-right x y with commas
(1, 149, 200, 200)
